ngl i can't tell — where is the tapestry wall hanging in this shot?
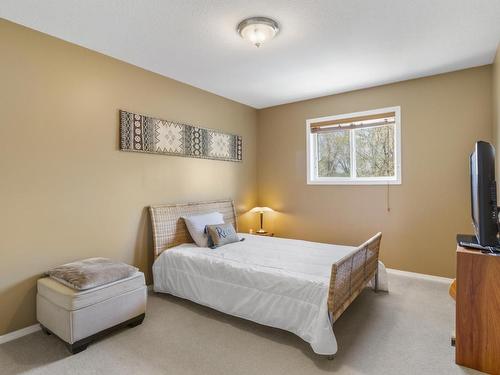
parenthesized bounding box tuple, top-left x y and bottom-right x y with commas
(119, 110, 242, 162)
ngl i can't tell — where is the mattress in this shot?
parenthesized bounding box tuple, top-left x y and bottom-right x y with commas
(37, 272, 145, 311)
(153, 234, 388, 355)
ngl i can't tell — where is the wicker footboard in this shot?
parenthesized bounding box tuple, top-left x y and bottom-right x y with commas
(327, 232, 382, 322)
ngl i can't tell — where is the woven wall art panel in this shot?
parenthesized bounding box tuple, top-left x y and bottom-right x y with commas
(119, 110, 242, 162)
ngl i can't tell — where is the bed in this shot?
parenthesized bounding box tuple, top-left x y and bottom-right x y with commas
(150, 199, 387, 356)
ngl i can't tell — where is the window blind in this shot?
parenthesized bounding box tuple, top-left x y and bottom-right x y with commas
(309, 111, 396, 134)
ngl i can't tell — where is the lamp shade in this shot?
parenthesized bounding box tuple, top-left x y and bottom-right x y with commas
(250, 206, 274, 213)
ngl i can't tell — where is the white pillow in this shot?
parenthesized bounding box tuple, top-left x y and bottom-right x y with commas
(182, 212, 224, 247)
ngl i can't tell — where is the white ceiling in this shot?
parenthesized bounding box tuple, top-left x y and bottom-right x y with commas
(1, 0, 500, 108)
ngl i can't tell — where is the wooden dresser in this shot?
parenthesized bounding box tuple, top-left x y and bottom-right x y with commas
(456, 245, 500, 374)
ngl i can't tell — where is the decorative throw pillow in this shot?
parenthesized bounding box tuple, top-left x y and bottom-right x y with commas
(205, 223, 241, 248)
(182, 212, 224, 247)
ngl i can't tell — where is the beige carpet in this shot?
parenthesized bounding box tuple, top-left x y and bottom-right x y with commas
(0, 272, 483, 375)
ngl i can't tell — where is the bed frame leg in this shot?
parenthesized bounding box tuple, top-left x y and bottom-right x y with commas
(373, 270, 379, 292)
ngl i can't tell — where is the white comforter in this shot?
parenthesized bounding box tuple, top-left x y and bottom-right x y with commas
(153, 234, 388, 355)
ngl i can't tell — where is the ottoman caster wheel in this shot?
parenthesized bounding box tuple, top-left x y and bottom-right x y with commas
(327, 355, 336, 361)
(127, 313, 145, 328)
(66, 342, 89, 354)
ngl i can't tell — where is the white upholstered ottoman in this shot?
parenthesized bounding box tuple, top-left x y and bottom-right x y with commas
(37, 271, 147, 353)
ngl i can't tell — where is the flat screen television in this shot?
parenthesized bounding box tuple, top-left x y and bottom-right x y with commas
(470, 141, 499, 247)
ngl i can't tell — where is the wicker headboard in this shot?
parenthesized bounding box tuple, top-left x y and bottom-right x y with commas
(149, 199, 237, 259)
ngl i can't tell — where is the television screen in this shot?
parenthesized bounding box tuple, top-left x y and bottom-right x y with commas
(470, 141, 498, 247)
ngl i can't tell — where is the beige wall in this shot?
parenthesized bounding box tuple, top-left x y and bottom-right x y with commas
(257, 66, 492, 278)
(0, 19, 258, 335)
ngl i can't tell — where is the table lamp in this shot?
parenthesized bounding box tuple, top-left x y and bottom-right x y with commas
(250, 207, 274, 234)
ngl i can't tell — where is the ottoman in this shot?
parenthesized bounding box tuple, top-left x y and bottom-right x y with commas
(37, 271, 147, 353)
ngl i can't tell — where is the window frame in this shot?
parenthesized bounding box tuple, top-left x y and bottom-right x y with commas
(306, 106, 402, 185)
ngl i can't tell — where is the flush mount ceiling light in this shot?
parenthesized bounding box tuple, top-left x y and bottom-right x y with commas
(237, 17, 279, 48)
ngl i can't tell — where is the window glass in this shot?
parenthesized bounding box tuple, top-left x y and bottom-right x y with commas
(354, 125, 394, 178)
(317, 130, 350, 178)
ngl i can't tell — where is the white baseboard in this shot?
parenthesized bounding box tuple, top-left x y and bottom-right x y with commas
(387, 268, 453, 284)
(0, 323, 41, 345)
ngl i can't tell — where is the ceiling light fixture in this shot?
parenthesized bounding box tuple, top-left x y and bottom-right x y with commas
(237, 17, 279, 48)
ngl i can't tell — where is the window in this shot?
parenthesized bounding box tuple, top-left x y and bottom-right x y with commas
(306, 106, 401, 185)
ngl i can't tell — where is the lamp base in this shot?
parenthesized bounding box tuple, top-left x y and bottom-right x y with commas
(256, 229, 268, 234)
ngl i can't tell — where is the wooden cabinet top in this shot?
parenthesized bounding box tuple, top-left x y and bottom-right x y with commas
(457, 245, 500, 257)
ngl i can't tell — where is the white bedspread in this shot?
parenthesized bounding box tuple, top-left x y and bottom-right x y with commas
(153, 234, 388, 355)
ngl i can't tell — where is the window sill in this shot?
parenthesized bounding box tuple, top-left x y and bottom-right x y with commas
(307, 178, 401, 185)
